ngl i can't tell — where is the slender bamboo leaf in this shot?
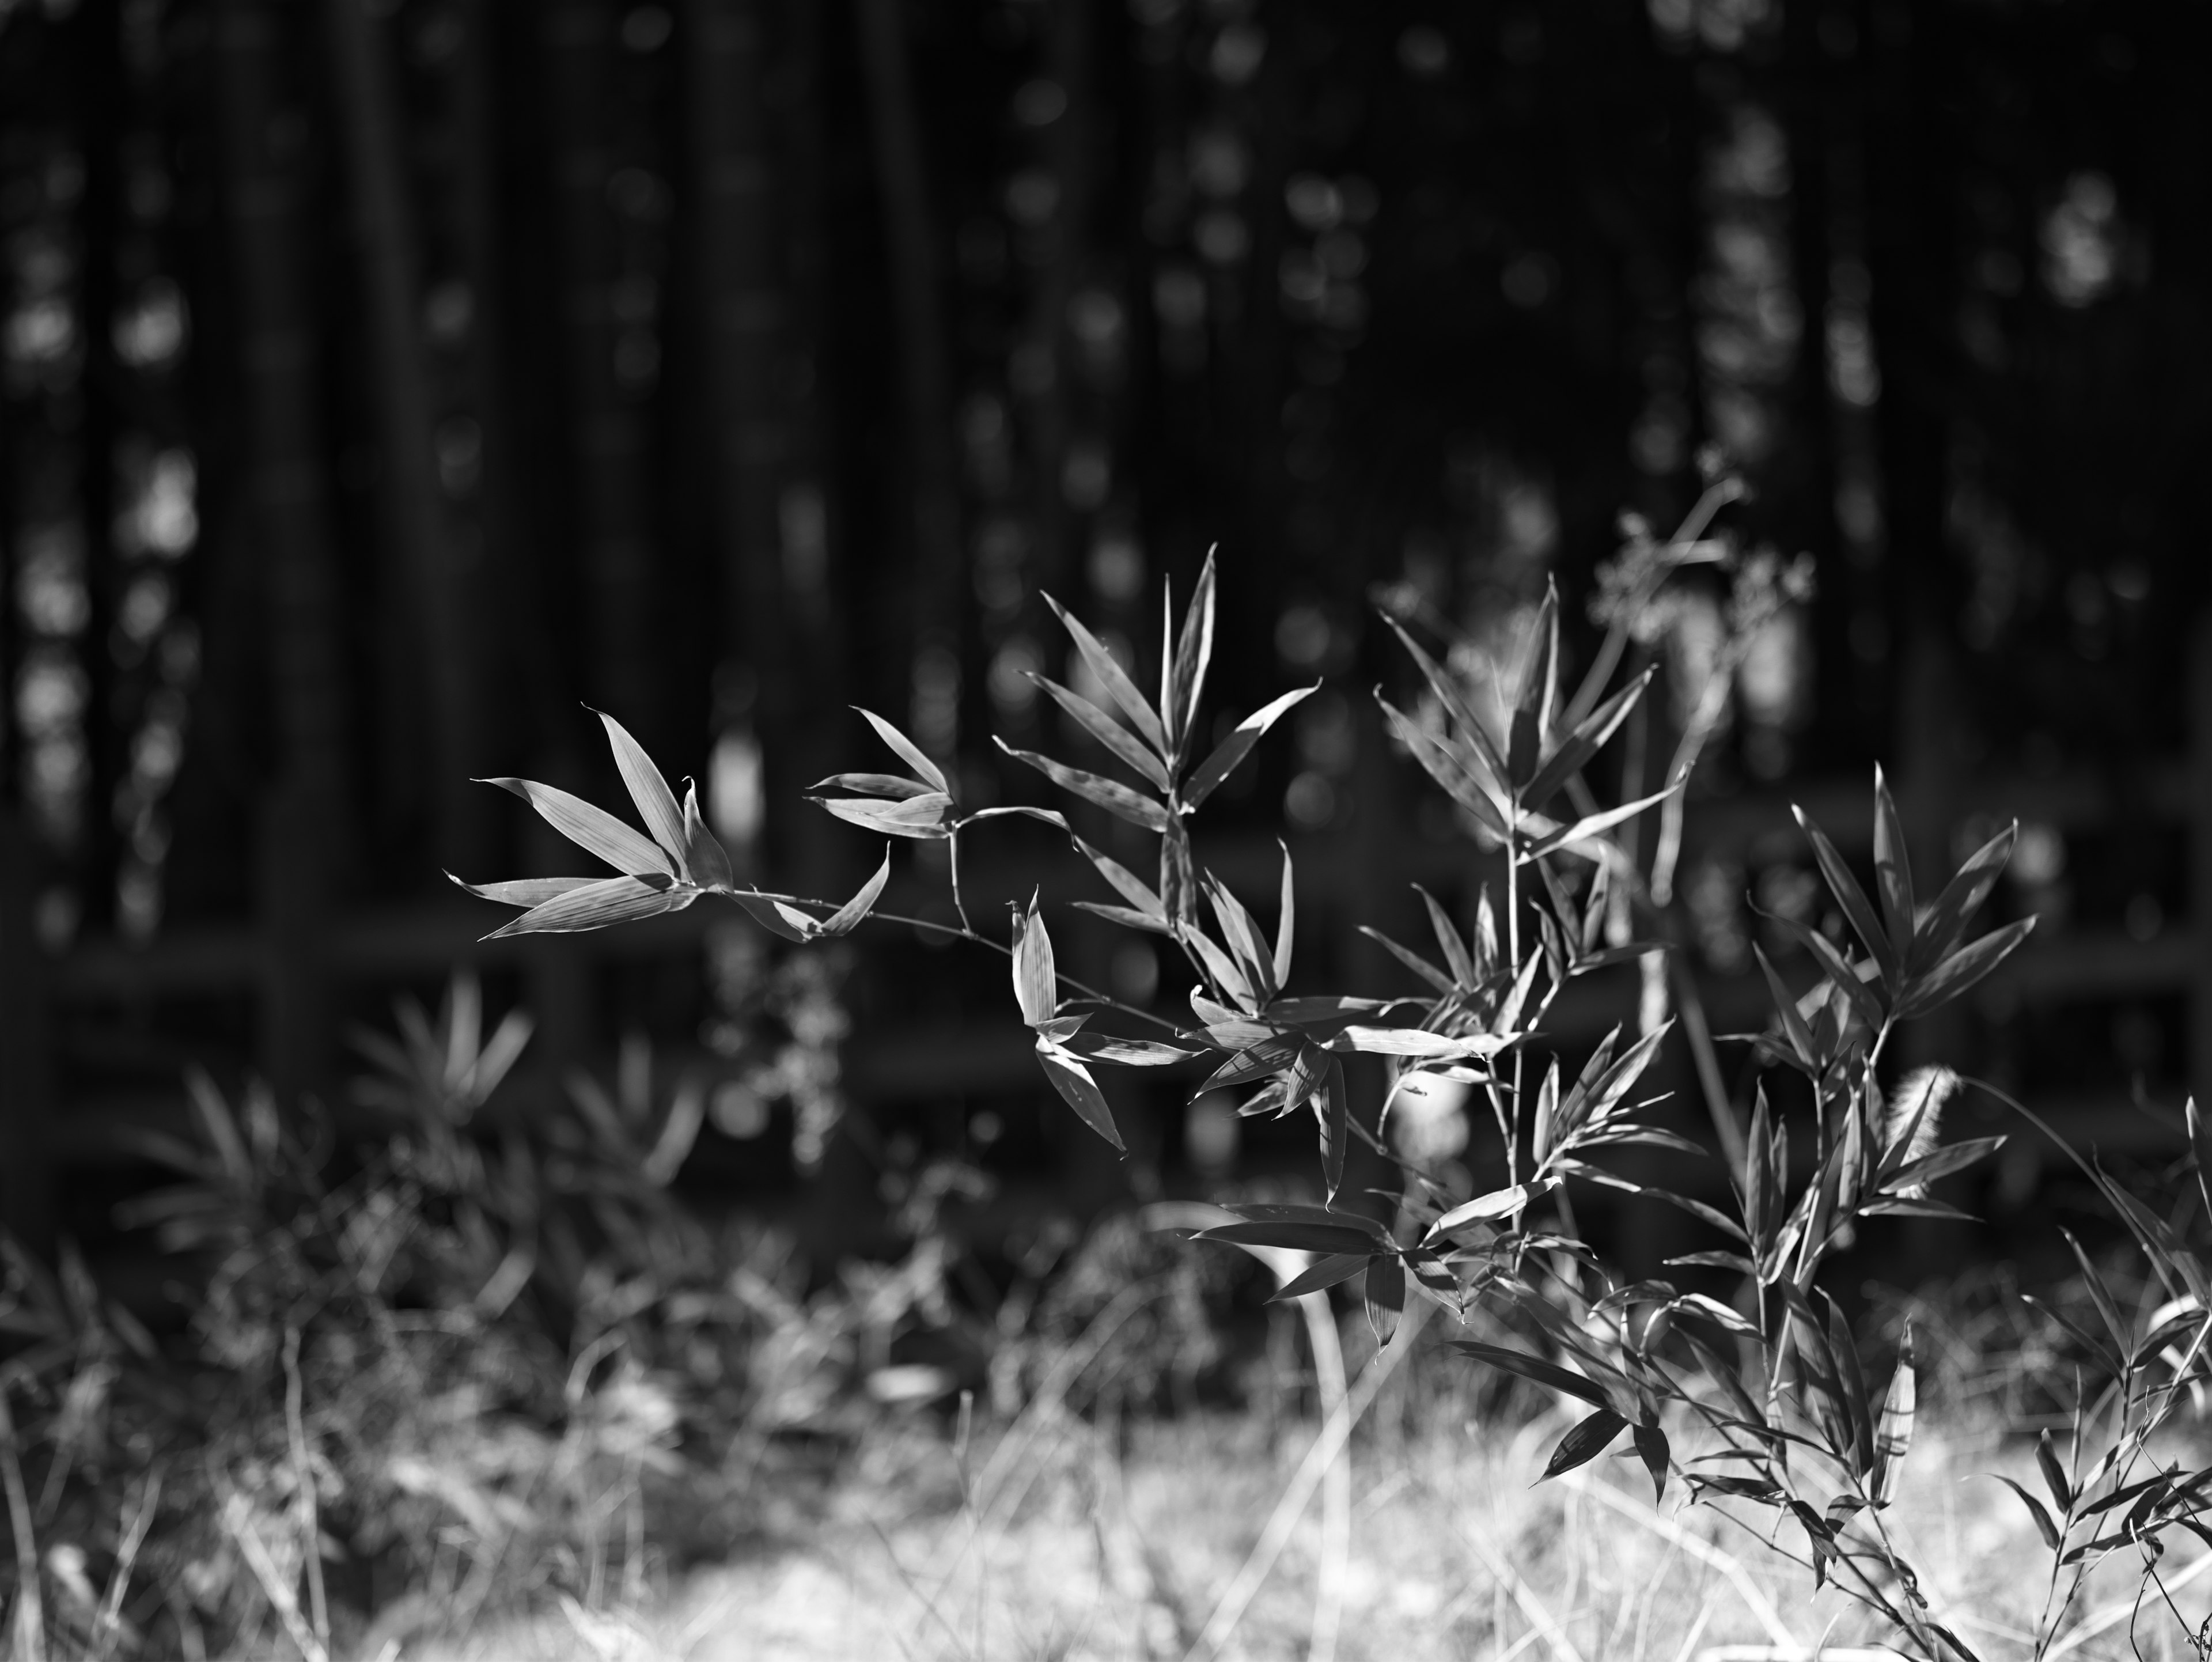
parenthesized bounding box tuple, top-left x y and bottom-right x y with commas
(1042, 592, 1166, 752)
(816, 847, 892, 938)
(1506, 587, 1560, 788)
(1986, 1476, 2063, 1549)
(1894, 918, 2035, 1020)
(1414, 884, 1475, 986)
(484, 876, 691, 939)
(1029, 673, 1173, 790)
(1381, 615, 1512, 793)
(1366, 1254, 1405, 1346)
(1544, 1409, 1631, 1480)
(996, 740, 1172, 831)
(449, 874, 599, 908)
(1631, 1422, 1671, 1502)
(1197, 1220, 1384, 1256)
(1871, 763, 1915, 956)
(1060, 1032, 1204, 1066)
(854, 706, 949, 795)
(1010, 892, 1057, 1027)
(1036, 1042, 1125, 1150)
(1317, 1054, 1348, 1199)
(811, 792, 953, 839)
(810, 771, 934, 800)
(594, 709, 690, 865)
(1168, 548, 1217, 755)
(1524, 784, 1680, 857)
(728, 892, 815, 942)
(1871, 1326, 1916, 1505)
(681, 781, 733, 890)
(1793, 805, 1899, 987)
(1357, 927, 1455, 995)
(1274, 841, 1295, 989)
(1430, 1178, 1560, 1236)
(1449, 1341, 1619, 1413)
(1522, 667, 1655, 812)
(1214, 1201, 1392, 1240)
(1071, 836, 1168, 919)
(1182, 685, 1317, 809)
(479, 777, 675, 878)
(1376, 695, 1511, 838)
(1267, 1252, 1373, 1303)
(1912, 820, 2016, 975)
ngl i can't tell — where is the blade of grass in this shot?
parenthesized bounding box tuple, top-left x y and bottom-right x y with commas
(1182, 1298, 1431, 1662)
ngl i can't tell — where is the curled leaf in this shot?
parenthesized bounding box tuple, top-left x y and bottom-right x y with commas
(1011, 892, 1058, 1027)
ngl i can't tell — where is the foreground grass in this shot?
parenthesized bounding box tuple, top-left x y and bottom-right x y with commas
(403, 1392, 2212, 1662)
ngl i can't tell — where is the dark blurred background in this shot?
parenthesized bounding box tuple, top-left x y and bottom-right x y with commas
(0, 0, 2206, 1272)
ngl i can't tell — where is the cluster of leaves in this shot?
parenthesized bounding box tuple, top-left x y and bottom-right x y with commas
(455, 490, 2212, 1660)
(0, 959, 1025, 1659)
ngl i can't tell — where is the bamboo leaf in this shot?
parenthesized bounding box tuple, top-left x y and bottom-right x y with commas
(1631, 1422, 1671, 1503)
(1507, 586, 1560, 787)
(1430, 1178, 1560, 1236)
(1010, 892, 1058, 1027)
(594, 709, 690, 866)
(1911, 820, 2016, 975)
(995, 740, 1172, 832)
(815, 847, 892, 938)
(1448, 1342, 1620, 1414)
(1358, 926, 1455, 995)
(1168, 548, 1218, 755)
(479, 777, 676, 878)
(1541, 1407, 1630, 1480)
(1986, 1476, 2063, 1550)
(1205, 874, 1277, 1002)
(1872, 763, 1916, 959)
(854, 706, 949, 795)
(448, 874, 599, 908)
(1198, 1035, 1302, 1094)
(1187, 926, 1256, 1009)
(812, 771, 935, 801)
(1381, 614, 1513, 796)
(1181, 685, 1317, 809)
(1036, 1043, 1125, 1150)
(1317, 1054, 1348, 1199)
(1267, 1252, 1373, 1303)
(1366, 1254, 1405, 1346)
(483, 876, 692, 939)
(812, 792, 954, 839)
(1059, 1032, 1205, 1066)
(1029, 673, 1173, 791)
(1376, 693, 1511, 837)
(1414, 884, 1475, 986)
(1871, 1324, 1916, 1505)
(1793, 805, 1899, 987)
(727, 892, 815, 942)
(681, 781, 733, 891)
(1524, 783, 1681, 858)
(1071, 835, 1169, 919)
(1197, 1219, 1383, 1256)
(1213, 1201, 1392, 1240)
(2037, 1428, 2072, 1513)
(1762, 911, 1886, 1031)
(1522, 667, 1656, 812)
(1326, 1026, 1508, 1060)
(1894, 918, 2035, 1020)
(1042, 593, 1166, 752)
(1274, 841, 1296, 990)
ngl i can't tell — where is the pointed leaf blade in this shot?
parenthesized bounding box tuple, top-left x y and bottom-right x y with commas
(1036, 1043, 1124, 1150)
(816, 847, 893, 938)
(1043, 593, 1166, 753)
(483, 876, 690, 939)
(479, 778, 675, 879)
(1183, 685, 1317, 809)
(1544, 1409, 1631, 1479)
(595, 709, 690, 866)
(997, 740, 1172, 832)
(1011, 893, 1058, 1027)
(681, 781, 734, 890)
(1031, 674, 1174, 791)
(855, 706, 949, 795)
(1168, 549, 1218, 756)
(449, 874, 600, 909)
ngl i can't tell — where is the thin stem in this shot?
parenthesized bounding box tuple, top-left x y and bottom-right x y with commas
(948, 824, 975, 936)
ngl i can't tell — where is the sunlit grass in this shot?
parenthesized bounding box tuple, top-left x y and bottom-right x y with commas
(407, 1384, 2212, 1662)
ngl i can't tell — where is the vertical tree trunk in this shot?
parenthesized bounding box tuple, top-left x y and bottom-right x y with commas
(325, 0, 484, 872)
(540, 1, 659, 732)
(854, 0, 963, 754)
(212, 0, 350, 1095)
(683, 0, 789, 858)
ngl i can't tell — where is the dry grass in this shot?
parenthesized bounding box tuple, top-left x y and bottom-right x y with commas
(400, 1381, 2212, 1662)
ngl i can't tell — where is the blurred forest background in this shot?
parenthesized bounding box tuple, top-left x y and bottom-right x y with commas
(0, 0, 2207, 1276)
